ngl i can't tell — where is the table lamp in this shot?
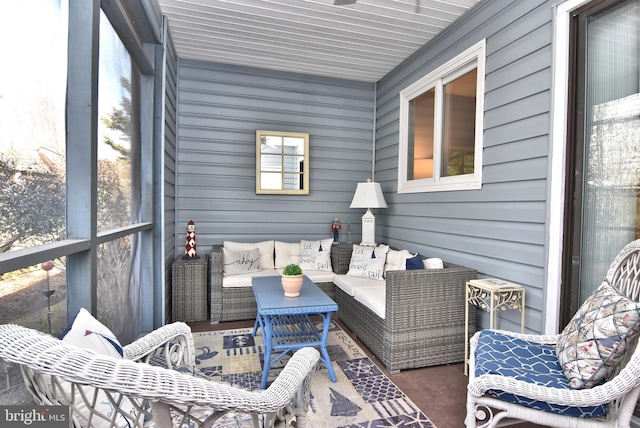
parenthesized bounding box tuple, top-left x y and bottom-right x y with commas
(350, 179, 387, 246)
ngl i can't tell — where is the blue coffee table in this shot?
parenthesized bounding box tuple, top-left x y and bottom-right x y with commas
(252, 275, 338, 389)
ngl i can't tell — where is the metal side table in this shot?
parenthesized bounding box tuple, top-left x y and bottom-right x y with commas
(464, 278, 525, 375)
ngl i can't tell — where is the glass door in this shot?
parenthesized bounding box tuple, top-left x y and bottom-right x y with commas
(563, 0, 640, 322)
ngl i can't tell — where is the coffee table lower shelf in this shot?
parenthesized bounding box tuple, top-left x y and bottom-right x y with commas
(253, 312, 337, 389)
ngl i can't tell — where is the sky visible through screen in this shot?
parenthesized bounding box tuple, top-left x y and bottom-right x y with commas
(0, 0, 130, 164)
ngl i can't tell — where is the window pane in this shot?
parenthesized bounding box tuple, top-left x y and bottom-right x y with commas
(442, 69, 477, 177)
(283, 173, 302, 190)
(408, 89, 435, 180)
(261, 154, 283, 171)
(283, 155, 304, 172)
(283, 137, 305, 155)
(98, 11, 139, 231)
(0, 259, 67, 335)
(0, 0, 67, 252)
(261, 135, 282, 154)
(97, 234, 138, 342)
(261, 172, 283, 189)
(0, 259, 68, 407)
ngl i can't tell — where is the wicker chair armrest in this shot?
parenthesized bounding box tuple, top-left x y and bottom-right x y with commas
(210, 244, 224, 289)
(123, 322, 196, 369)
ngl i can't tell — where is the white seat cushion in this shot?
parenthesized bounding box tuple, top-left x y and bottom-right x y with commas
(353, 286, 386, 319)
(222, 269, 279, 287)
(333, 274, 386, 296)
(297, 269, 335, 284)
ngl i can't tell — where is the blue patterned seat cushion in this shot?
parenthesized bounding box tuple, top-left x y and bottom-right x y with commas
(474, 330, 608, 418)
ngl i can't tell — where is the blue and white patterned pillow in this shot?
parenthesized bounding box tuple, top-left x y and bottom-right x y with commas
(556, 281, 640, 389)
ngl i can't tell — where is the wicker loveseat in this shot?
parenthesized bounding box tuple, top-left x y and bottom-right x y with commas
(331, 244, 477, 373)
(210, 242, 339, 322)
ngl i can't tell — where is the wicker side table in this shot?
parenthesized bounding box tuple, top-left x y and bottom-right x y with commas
(331, 243, 354, 274)
(172, 255, 209, 322)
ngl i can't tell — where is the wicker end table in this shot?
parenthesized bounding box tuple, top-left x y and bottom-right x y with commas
(464, 278, 525, 375)
(172, 255, 209, 322)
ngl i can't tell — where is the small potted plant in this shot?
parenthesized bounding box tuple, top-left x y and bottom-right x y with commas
(281, 264, 303, 297)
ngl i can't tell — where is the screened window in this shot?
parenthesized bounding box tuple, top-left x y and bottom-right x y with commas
(0, 0, 68, 334)
(0, 0, 67, 251)
(398, 40, 485, 193)
(98, 11, 140, 232)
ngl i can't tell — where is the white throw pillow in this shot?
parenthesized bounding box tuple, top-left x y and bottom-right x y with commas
(299, 238, 333, 271)
(223, 247, 261, 275)
(275, 241, 301, 268)
(224, 240, 275, 270)
(61, 308, 124, 357)
(384, 249, 413, 273)
(424, 257, 444, 269)
(347, 244, 389, 280)
(61, 308, 137, 427)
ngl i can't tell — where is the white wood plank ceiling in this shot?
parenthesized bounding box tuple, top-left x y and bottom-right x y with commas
(156, 0, 481, 82)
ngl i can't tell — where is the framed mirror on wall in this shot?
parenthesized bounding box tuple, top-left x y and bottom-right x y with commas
(256, 130, 309, 195)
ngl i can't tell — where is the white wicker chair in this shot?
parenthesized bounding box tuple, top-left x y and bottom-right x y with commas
(466, 239, 640, 428)
(0, 322, 319, 428)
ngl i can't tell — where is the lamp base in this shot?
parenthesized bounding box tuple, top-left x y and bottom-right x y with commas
(360, 208, 377, 247)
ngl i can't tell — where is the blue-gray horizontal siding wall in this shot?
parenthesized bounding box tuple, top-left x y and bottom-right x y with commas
(163, 30, 178, 324)
(376, 0, 554, 333)
(175, 60, 374, 250)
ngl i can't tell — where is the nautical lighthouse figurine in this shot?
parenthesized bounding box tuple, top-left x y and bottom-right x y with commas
(184, 220, 199, 259)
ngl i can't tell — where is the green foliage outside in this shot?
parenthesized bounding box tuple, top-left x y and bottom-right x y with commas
(0, 77, 134, 338)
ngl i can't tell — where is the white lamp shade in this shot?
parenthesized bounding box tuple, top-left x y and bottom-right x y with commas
(350, 181, 388, 209)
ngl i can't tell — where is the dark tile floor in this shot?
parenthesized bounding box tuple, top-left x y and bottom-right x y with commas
(188, 317, 546, 428)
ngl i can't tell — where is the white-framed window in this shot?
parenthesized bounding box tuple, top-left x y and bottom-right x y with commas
(398, 39, 486, 193)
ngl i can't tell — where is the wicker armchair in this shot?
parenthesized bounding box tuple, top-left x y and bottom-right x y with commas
(0, 323, 319, 428)
(466, 239, 640, 427)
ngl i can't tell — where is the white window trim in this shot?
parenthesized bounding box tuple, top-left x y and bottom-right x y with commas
(398, 39, 486, 193)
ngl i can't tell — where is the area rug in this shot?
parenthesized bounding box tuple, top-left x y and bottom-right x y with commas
(192, 321, 435, 427)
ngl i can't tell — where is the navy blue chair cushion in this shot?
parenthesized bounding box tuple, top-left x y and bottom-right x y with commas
(474, 330, 608, 418)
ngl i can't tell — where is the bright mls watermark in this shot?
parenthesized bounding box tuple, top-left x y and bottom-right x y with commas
(0, 406, 67, 427)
